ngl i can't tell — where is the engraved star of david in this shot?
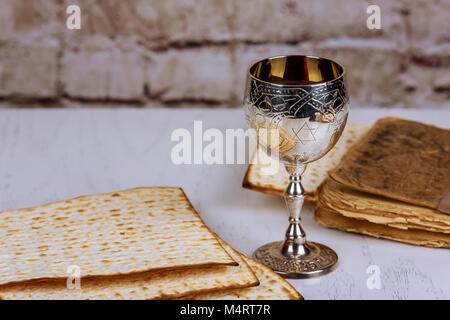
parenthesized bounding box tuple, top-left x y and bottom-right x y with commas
(291, 122, 319, 144)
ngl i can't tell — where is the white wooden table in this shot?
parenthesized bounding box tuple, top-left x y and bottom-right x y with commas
(0, 107, 449, 299)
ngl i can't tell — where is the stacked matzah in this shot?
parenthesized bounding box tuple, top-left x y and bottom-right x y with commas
(315, 118, 450, 248)
(0, 187, 302, 300)
(243, 123, 370, 201)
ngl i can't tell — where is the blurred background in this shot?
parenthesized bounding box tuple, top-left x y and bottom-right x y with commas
(0, 0, 449, 109)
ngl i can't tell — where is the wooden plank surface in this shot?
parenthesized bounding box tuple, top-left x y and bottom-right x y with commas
(0, 106, 449, 299)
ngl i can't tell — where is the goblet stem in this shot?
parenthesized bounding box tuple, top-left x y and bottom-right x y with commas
(281, 164, 310, 257)
(252, 161, 339, 278)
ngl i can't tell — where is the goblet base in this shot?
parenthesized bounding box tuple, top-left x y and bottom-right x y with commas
(253, 241, 338, 279)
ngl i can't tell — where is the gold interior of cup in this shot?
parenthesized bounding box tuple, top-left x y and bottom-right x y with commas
(249, 55, 344, 85)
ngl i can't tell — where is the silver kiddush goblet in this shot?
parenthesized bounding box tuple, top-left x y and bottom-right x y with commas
(244, 55, 349, 278)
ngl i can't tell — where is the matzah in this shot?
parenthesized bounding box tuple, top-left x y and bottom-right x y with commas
(243, 123, 370, 201)
(0, 239, 259, 300)
(315, 205, 450, 248)
(320, 179, 450, 234)
(181, 257, 303, 300)
(330, 118, 450, 209)
(0, 187, 236, 285)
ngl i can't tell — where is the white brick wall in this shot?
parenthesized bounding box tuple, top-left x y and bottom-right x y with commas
(0, 0, 448, 108)
(62, 37, 146, 101)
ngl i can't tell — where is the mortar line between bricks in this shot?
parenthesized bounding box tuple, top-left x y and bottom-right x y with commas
(144, 38, 403, 52)
(0, 96, 232, 109)
(63, 95, 230, 108)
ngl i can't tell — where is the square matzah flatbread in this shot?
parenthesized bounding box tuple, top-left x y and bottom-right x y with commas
(0, 238, 259, 300)
(0, 187, 235, 285)
(243, 124, 370, 201)
(330, 118, 450, 209)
